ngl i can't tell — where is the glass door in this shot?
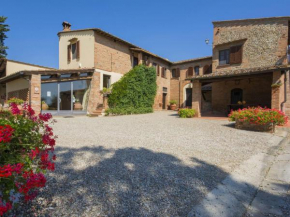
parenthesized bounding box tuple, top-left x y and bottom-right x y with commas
(59, 82, 72, 111)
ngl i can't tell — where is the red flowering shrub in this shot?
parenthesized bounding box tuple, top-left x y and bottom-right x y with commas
(0, 102, 56, 216)
(229, 107, 288, 126)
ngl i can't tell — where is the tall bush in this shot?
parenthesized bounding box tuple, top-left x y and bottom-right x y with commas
(107, 65, 157, 115)
(0, 103, 56, 215)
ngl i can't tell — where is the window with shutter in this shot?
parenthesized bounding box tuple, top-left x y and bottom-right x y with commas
(67, 45, 71, 62)
(172, 69, 176, 78)
(235, 45, 242, 64)
(188, 67, 193, 77)
(161, 67, 166, 78)
(219, 49, 230, 65)
(194, 66, 200, 75)
(76, 41, 80, 60)
(230, 45, 242, 64)
(157, 64, 160, 76)
(203, 65, 211, 74)
(176, 68, 180, 78)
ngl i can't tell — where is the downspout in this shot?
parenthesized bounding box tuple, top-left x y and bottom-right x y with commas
(280, 70, 287, 112)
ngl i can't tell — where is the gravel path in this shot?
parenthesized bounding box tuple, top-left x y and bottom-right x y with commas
(9, 111, 280, 217)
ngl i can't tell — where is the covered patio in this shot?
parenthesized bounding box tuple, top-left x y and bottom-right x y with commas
(190, 65, 290, 117)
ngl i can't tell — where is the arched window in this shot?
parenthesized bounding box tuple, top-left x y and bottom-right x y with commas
(231, 88, 243, 104)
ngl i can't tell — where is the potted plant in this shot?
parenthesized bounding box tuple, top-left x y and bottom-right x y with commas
(7, 97, 24, 110)
(41, 101, 49, 110)
(169, 100, 177, 110)
(74, 99, 83, 110)
(101, 87, 112, 97)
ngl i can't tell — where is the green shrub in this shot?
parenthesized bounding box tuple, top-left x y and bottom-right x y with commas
(169, 100, 177, 105)
(178, 108, 196, 118)
(7, 97, 24, 105)
(107, 65, 157, 115)
(229, 107, 288, 126)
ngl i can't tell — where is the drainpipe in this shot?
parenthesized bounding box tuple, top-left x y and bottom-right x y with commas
(280, 70, 287, 112)
(20, 72, 32, 106)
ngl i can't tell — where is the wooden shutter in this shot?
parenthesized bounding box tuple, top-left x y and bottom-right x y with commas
(230, 46, 237, 64)
(235, 45, 242, 64)
(67, 45, 71, 62)
(188, 67, 193, 77)
(203, 65, 209, 74)
(176, 68, 180, 77)
(157, 65, 160, 76)
(76, 41, 80, 60)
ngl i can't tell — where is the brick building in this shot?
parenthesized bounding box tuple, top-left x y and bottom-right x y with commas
(1, 16, 290, 117)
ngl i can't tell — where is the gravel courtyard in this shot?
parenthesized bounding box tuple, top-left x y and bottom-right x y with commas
(10, 111, 281, 216)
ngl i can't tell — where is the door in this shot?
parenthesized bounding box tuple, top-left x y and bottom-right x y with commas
(231, 88, 243, 104)
(185, 88, 192, 107)
(59, 82, 72, 111)
(162, 93, 167, 109)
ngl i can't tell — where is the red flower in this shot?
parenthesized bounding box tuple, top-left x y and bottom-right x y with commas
(10, 103, 21, 115)
(0, 125, 14, 143)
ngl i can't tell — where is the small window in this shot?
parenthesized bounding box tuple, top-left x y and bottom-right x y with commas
(133, 57, 138, 67)
(161, 67, 166, 78)
(41, 75, 51, 80)
(71, 43, 77, 60)
(163, 87, 167, 93)
(171, 68, 180, 78)
(219, 49, 230, 65)
(194, 66, 200, 76)
(103, 75, 111, 88)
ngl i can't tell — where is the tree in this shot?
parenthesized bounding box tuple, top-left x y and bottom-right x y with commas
(0, 16, 9, 58)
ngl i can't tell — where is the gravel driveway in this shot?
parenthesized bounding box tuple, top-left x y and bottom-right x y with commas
(10, 111, 280, 217)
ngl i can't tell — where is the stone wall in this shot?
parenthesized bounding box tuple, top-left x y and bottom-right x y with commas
(211, 73, 272, 114)
(30, 74, 41, 114)
(213, 18, 289, 73)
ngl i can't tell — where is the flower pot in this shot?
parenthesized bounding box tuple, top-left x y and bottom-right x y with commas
(42, 103, 49, 110)
(170, 104, 177, 110)
(235, 119, 275, 133)
(74, 102, 83, 110)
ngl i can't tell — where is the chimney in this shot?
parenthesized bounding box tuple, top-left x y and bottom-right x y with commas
(62, 21, 71, 31)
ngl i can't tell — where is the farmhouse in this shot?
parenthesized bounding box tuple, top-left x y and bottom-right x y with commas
(0, 16, 290, 117)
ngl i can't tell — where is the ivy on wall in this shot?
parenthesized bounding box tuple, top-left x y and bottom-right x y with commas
(107, 65, 157, 115)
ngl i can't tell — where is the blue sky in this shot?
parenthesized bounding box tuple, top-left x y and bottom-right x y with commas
(1, 0, 289, 68)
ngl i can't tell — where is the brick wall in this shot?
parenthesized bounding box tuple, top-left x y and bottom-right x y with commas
(30, 74, 41, 114)
(211, 74, 272, 114)
(94, 32, 133, 74)
(87, 71, 102, 114)
(213, 18, 289, 73)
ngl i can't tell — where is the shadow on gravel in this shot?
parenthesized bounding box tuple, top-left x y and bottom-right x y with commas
(9, 146, 290, 217)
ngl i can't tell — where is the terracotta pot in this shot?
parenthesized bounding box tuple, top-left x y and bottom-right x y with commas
(74, 102, 83, 110)
(42, 103, 49, 110)
(170, 104, 177, 110)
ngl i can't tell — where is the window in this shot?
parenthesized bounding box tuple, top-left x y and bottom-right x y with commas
(153, 63, 159, 76)
(103, 75, 111, 88)
(171, 68, 180, 78)
(133, 57, 138, 67)
(67, 41, 80, 62)
(161, 67, 166, 78)
(163, 87, 167, 93)
(219, 45, 243, 65)
(203, 65, 212, 75)
(187, 67, 193, 77)
(231, 88, 243, 104)
(194, 66, 200, 76)
(219, 49, 230, 65)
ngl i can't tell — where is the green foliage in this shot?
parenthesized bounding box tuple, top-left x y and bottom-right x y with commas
(7, 97, 24, 105)
(107, 65, 157, 115)
(101, 87, 111, 95)
(169, 100, 177, 105)
(0, 16, 9, 58)
(178, 108, 196, 118)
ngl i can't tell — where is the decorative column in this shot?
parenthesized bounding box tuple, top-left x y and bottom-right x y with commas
(192, 80, 202, 117)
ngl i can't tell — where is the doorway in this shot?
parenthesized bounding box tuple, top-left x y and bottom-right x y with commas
(41, 80, 91, 115)
(185, 88, 192, 107)
(162, 93, 167, 109)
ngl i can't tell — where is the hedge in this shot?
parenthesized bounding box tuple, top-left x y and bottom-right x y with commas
(107, 65, 157, 115)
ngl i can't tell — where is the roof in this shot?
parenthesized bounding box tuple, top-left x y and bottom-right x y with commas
(188, 65, 290, 81)
(213, 16, 290, 24)
(0, 68, 95, 84)
(172, 56, 212, 65)
(58, 27, 211, 65)
(7, 59, 54, 70)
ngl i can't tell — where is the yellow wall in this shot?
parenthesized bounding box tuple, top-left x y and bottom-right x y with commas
(59, 30, 95, 69)
(6, 60, 50, 76)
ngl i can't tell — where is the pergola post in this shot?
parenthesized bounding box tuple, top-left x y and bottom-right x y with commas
(192, 80, 202, 117)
